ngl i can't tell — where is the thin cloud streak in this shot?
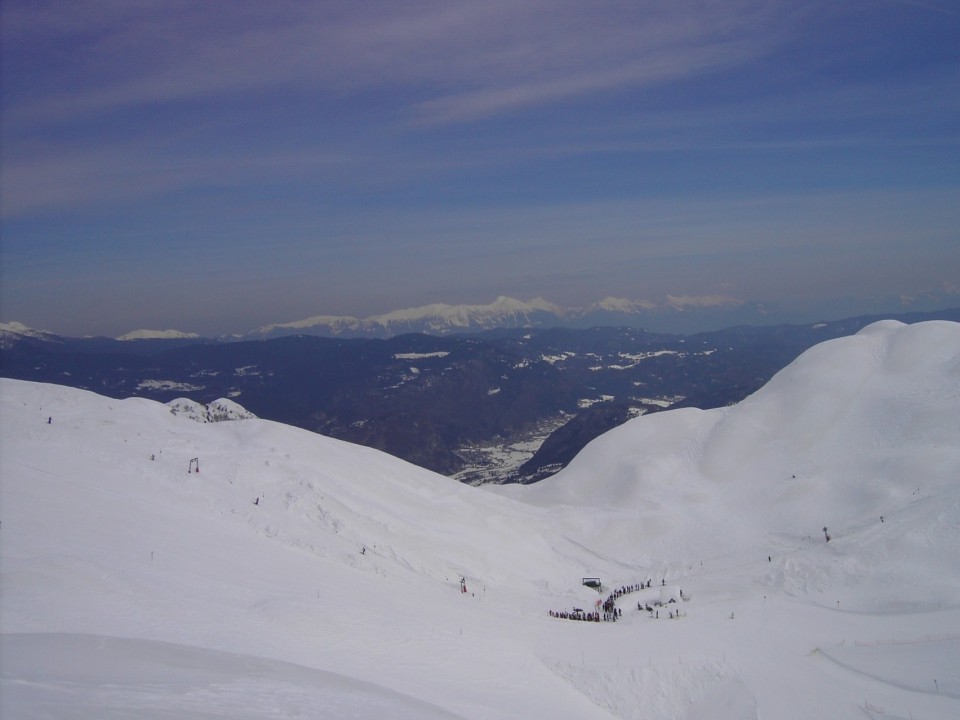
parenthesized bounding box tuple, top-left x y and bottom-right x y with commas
(5, 1, 783, 128)
(410, 38, 764, 126)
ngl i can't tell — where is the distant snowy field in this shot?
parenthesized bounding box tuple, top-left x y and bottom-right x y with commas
(2, 320, 959, 719)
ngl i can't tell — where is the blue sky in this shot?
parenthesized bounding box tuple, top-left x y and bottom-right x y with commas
(2, 0, 959, 336)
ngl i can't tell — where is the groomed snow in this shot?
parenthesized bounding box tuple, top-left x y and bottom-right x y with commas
(2, 320, 959, 719)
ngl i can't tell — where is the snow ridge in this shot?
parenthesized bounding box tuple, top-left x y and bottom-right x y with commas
(247, 295, 756, 339)
(252, 296, 565, 338)
(117, 329, 201, 341)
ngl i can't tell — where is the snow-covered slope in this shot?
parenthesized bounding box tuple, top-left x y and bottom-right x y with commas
(2, 320, 959, 719)
(504, 320, 960, 605)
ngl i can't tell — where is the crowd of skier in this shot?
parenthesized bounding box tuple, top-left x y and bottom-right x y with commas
(549, 608, 604, 622)
(548, 580, 669, 623)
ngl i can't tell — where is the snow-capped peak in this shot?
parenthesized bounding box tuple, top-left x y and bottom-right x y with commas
(589, 297, 658, 313)
(0, 320, 58, 340)
(251, 297, 567, 338)
(253, 314, 363, 335)
(664, 294, 743, 310)
(370, 296, 565, 327)
(166, 397, 257, 422)
(117, 329, 201, 341)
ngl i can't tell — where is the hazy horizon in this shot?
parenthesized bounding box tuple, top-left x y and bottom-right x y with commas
(2, 1, 958, 337)
(3, 293, 960, 340)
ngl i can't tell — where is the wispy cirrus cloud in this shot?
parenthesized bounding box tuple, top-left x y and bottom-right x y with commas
(409, 35, 763, 126)
(0, 0, 801, 218)
(4, 1, 786, 128)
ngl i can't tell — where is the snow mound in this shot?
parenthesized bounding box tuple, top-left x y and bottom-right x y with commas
(167, 397, 257, 422)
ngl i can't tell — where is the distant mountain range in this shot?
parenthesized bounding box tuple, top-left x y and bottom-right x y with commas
(73, 295, 778, 341)
(249, 296, 571, 339)
(9, 294, 956, 342)
(2, 307, 958, 483)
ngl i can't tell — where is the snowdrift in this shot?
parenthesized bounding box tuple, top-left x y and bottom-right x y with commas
(2, 320, 959, 719)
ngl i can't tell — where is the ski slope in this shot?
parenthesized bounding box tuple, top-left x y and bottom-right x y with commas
(2, 320, 959, 719)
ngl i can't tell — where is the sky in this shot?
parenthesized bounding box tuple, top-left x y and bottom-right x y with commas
(1, 0, 959, 337)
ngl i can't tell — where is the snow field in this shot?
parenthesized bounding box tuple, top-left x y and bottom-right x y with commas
(2, 319, 960, 718)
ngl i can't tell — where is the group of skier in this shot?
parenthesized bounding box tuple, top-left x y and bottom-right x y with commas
(548, 579, 668, 623)
(548, 609, 603, 622)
